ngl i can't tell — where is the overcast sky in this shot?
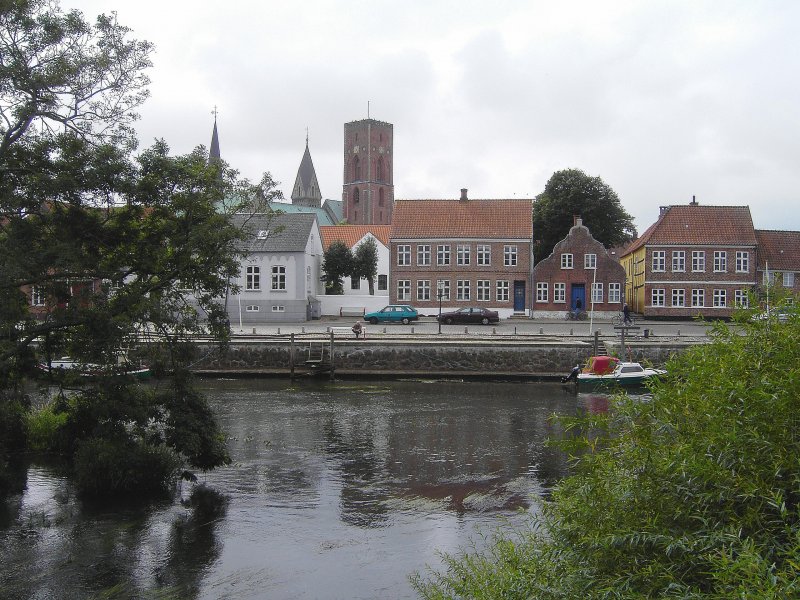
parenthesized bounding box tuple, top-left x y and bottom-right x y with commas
(63, 0, 800, 233)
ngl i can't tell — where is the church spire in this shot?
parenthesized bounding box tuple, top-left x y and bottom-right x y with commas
(291, 132, 322, 208)
(209, 106, 221, 164)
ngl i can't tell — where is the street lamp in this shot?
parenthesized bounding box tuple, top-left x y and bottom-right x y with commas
(437, 282, 445, 334)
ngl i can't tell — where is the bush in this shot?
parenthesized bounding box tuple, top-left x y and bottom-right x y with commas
(415, 313, 800, 598)
(26, 404, 68, 452)
(73, 437, 181, 498)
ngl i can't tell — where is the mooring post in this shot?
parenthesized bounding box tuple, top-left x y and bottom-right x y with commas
(290, 333, 295, 380)
(329, 331, 335, 381)
(593, 330, 599, 356)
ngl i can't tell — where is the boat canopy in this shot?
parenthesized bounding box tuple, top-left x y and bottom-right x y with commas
(582, 356, 620, 375)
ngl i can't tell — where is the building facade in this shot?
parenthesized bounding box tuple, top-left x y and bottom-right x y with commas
(319, 225, 391, 297)
(532, 218, 626, 318)
(389, 191, 532, 317)
(755, 229, 800, 297)
(342, 119, 394, 225)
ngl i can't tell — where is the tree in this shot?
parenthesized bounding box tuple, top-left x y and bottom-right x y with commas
(0, 1, 262, 498)
(414, 304, 800, 598)
(321, 240, 352, 295)
(532, 169, 636, 263)
(352, 236, 378, 295)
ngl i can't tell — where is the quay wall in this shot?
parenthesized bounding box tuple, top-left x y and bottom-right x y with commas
(187, 336, 704, 379)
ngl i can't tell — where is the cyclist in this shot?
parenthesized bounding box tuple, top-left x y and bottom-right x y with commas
(623, 303, 632, 325)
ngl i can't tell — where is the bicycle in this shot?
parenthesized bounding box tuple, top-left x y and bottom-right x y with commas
(564, 309, 588, 321)
(611, 312, 635, 327)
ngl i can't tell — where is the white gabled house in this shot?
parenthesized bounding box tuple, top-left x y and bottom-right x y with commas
(227, 212, 324, 324)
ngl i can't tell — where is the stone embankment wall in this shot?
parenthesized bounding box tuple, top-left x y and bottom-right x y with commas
(189, 336, 704, 379)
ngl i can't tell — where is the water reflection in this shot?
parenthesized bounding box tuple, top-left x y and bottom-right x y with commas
(2, 379, 586, 599)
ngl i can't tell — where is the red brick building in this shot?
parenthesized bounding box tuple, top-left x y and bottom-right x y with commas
(342, 119, 394, 225)
(389, 191, 532, 316)
(619, 202, 758, 318)
(532, 218, 626, 318)
(755, 229, 800, 296)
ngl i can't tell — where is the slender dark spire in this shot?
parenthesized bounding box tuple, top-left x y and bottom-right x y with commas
(291, 132, 322, 208)
(209, 106, 221, 163)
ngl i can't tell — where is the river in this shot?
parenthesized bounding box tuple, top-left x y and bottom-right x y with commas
(1, 378, 601, 599)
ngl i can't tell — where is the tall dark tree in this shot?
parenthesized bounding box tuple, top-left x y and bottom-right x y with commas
(0, 1, 263, 497)
(532, 169, 636, 263)
(321, 240, 353, 295)
(352, 237, 379, 295)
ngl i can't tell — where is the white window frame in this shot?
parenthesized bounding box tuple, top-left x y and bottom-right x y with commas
(672, 288, 685, 307)
(692, 251, 705, 272)
(651, 288, 665, 307)
(784, 272, 795, 287)
(713, 289, 726, 307)
(397, 245, 411, 266)
(734, 290, 748, 308)
(456, 279, 471, 301)
(713, 251, 727, 273)
(554, 282, 566, 303)
(736, 251, 749, 273)
(271, 305, 285, 312)
(246, 265, 260, 291)
(496, 280, 509, 302)
(271, 265, 286, 291)
(584, 254, 597, 269)
(504, 245, 518, 267)
(417, 244, 431, 266)
(417, 279, 431, 301)
(477, 244, 491, 266)
(397, 279, 411, 301)
(591, 282, 603, 303)
(652, 251, 665, 272)
(608, 283, 621, 303)
(477, 279, 491, 301)
(692, 289, 705, 307)
(31, 286, 46, 306)
(436, 279, 451, 301)
(561, 253, 573, 269)
(536, 282, 548, 303)
(672, 251, 685, 272)
(457, 244, 471, 266)
(437, 245, 450, 266)
(245, 305, 260, 312)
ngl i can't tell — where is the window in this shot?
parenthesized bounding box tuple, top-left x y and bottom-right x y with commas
(692, 289, 705, 307)
(609, 283, 621, 303)
(714, 251, 727, 272)
(584, 254, 597, 269)
(456, 280, 470, 301)
(496, 280, 510, 301)
(246, 266, 260, 290)
(477, 245, 491, 266)
(692, 251, 705, 272)
(651, 288, 665, 307)
(417, 244, 431, 266)
(734, 290, 748, 308)
(437, 245, 450, 266)
(397, 280, 411, 301)
(536, 282, 548, 302)
(31, 286, 45, 306)
(672, 251, 685, 272)
(245, 305, 260, 312)
(477, 280, 491, 301)
(736, 251, 749, 273)
(417, 280, 431, 301)
(672, 288, 685, 307)
(652, 251, 665, 272)
(713, 289, 726, 307)
(591, 282, 603, 303)
(351, 277, 361, 290)
(504, 246, 518, 267)
(271, 266, 286, 290)
(457, 244, 471, 266)
(271, 305, 285, 312)
(785, 272, 795, 287)
(378, 274, 387, 291)
(561, 253, 573, 269)
(436, 280, 450, 301)
(397, 245, 411, 266)
(554, 282, 566, 303)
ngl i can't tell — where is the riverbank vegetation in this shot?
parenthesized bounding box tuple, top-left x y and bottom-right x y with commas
(414, 303, 800, 598)
(0, 1, 273, 498)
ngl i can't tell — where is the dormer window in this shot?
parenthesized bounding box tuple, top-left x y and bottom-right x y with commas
(257, 230, 268, 240)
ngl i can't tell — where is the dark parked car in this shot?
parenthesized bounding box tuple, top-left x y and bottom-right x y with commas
(437, 307, 500, 325)
(364, 305, 419, 325)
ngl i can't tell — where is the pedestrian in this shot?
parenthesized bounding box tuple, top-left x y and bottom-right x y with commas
(352, 320, 363, 339)
(574, 298, 582, 319)
(623, 303, 632, 325)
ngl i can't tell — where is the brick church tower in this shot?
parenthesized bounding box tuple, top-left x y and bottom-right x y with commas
(342, 119, 394, 224)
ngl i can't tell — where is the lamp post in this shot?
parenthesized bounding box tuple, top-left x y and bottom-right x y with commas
(437, 282, 444, 335)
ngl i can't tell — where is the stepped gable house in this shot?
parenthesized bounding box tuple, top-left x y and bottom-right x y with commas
(389, 190, 533, 316)
(755, 229, 800, 294)
(532, 218, 626, 318)
(619, 200, 757, 318)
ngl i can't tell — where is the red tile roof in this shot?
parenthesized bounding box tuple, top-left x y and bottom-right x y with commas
(391, 199, 532, 239)
(319, 225, 391, 250)
(755, 229, 800, 270)
(622, 204, 756, 255)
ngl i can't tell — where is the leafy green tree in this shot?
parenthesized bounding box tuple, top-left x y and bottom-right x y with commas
(532, 168, 636, 263)
(0, 1, 266, 497)
(352, 236, 379, 295)
(322, 240, 352, 295)
(415, 305, 800, 598)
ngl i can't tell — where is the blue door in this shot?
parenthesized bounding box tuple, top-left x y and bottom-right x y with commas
(513, 281, 526, 311)
(571, 284, 585, 311)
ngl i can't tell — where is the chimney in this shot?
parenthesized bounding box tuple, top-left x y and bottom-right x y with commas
(460, 188, 468, 201)
(690, 195, 698, 206)
(573, 214, 581, 226)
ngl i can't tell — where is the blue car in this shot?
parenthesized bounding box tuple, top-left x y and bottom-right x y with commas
(364, 305, 419, 325)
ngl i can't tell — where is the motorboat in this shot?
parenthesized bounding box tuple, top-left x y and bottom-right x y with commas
(37, 356, 151, 381)
(563, 356, 665, 390)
